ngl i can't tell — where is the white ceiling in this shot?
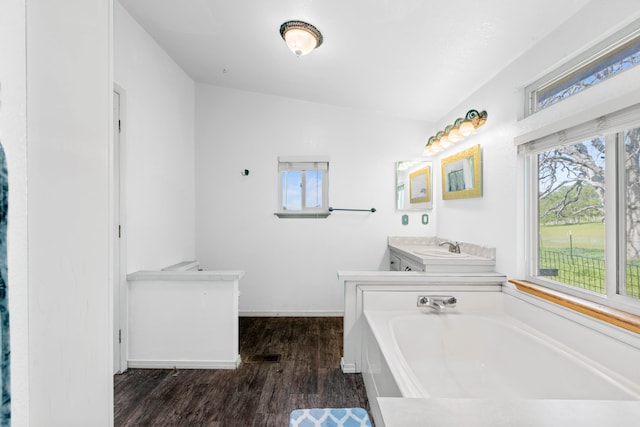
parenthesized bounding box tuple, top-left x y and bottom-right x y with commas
(118, 0, 591, 122)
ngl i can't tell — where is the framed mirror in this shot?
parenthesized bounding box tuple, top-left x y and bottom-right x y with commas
(396, 160, 433, 210)
(441, 144, 482, 200)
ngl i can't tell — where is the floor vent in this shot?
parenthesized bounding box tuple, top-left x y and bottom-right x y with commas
(244, 354, 281, 363)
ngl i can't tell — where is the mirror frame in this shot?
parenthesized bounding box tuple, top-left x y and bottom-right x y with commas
(441, 144, 482, 200)
(396, 160, 433, 210)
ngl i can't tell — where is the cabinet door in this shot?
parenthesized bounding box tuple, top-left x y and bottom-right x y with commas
(390, 253, 401, 271)
(400, 258, 425, 272)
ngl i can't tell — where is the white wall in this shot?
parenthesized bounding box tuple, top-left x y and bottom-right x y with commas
(195, 84, 432, 314)
(7, 0, 638, 425)
(25, 0, 113, 425)
(433, 0, 640, 278)
(0, 0, 29, 424)
(114, 2, 196, 272)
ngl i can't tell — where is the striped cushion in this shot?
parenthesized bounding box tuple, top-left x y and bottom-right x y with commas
(289, 407, 372, 427)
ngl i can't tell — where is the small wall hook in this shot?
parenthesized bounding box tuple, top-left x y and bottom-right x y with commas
(241, 169, 249, 176)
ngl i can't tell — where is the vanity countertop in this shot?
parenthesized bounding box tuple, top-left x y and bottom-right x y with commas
(388, 236, 496, 271)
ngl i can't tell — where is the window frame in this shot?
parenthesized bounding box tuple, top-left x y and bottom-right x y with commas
(521, 104, 640, 315)
(275, 156, 330, 219)
(525, 22, 640, 117)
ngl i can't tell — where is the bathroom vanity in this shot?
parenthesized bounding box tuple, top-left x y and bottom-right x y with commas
(127, 261, 244, 370)
(388, 236, 495, 272)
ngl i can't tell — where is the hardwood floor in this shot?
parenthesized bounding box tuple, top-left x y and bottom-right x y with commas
(114, 317, 372, 426)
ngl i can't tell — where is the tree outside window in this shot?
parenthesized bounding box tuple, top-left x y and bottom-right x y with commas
(535, 128, 640, 300)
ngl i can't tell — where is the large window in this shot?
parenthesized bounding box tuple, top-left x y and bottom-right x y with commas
(537, 137, 607, 294)
(275, 157, 329, 218)
(523, 105, 640, 312)
(622, 127, 640, 299)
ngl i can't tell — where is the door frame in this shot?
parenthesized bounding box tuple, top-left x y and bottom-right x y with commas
(112, 84, 128, 374)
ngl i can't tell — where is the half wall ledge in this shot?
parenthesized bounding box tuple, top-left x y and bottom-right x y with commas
(509, 279, 640, 335)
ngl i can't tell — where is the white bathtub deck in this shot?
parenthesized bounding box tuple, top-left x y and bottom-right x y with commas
(378, 398, 640, 427)
(360, 290, 640, 426)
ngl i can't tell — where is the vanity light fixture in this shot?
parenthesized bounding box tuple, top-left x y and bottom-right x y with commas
(279, 20, 323, 57)
(423, 109, 488, 156)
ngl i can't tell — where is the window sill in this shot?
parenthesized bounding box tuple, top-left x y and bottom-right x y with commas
(509, 279, 640, 335)
(273, 212, 331, 219)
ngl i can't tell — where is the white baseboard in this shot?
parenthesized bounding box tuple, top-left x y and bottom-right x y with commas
(239, 310, 344, 317)
(340, 357, 357, 373)
(127, 355, 241, 370)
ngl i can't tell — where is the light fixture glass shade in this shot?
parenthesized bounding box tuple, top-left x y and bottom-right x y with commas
(440, 133, 453, 147)
(280, 20, 323, 56)
(448, 126, 462, 143)
(284, 28, 317, 56)
(441, 126, 454, 147)
(431, 142, 444, 152)
(459, 120, 475, 137)
(424, 137, 436, 155)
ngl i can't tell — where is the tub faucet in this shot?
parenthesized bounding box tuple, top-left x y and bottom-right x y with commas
(439, 241, 461, 253)
(417, 295, 457, 312)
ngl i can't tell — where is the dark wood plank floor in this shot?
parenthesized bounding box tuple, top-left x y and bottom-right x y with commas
(114, 317, 372, 426)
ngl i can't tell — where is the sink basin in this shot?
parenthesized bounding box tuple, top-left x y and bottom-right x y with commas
(413, 249, 472, 258)
(388, 238, 496, 272)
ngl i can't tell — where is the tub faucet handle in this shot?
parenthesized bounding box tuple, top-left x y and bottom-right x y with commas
(417, 296, 430, 306)
(417, 295, 457, 312)
(442, 296, 457, 306)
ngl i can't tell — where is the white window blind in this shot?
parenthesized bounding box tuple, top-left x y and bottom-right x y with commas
(518, 103, 640, 153)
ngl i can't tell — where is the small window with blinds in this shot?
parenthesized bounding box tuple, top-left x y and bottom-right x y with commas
(275, 157, 330, 218)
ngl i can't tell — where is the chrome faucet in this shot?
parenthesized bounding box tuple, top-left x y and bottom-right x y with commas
(439, 240, 461, 253)
(417, 295, 457, 312)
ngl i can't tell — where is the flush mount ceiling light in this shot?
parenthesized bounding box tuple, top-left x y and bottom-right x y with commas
(279, 20, 323, 57)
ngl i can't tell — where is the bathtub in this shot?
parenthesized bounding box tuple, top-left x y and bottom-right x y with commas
(361, 293, 640, 426)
